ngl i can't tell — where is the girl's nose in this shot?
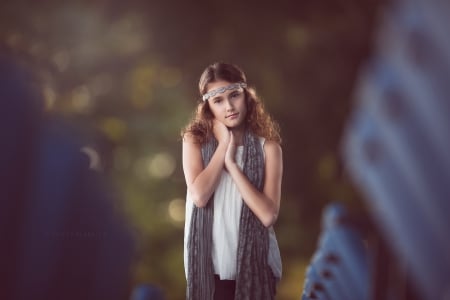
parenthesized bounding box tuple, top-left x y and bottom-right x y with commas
(225, 99, 234, 110)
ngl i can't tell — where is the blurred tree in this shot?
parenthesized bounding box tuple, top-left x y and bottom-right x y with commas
(0, 0, 381, 298)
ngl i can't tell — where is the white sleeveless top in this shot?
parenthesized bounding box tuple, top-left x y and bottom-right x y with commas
(184, 137, 282, 280)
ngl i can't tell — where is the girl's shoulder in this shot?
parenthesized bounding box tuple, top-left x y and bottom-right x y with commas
(182, 132, 197, 144)
(256, 136, 282, 160)
(261, 138, 282, 157)
(182, 131, 209, 145)
(257, 136, 281, 148)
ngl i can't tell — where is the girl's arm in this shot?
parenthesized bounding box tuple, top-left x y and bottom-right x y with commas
(182, 121, 230, 207)
(225, 132, 283, 227)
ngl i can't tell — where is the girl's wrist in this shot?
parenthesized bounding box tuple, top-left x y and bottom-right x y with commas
(217, 140, 229, 149)
(216, 134, 230, 145)
(225, 160, 239, 172)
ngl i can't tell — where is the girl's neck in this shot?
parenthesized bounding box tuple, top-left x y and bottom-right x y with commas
(231, 127, 245, 146)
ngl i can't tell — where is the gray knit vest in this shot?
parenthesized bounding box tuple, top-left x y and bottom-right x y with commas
(186, 131, 276, 300)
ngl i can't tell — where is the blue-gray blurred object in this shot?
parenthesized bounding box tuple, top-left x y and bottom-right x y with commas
(0, 55, 135, 300)
(302, 203, 370, 300)
(130, 283, 165, 300)
(342, 0, 450, 299)
(302, 263, 330, 300)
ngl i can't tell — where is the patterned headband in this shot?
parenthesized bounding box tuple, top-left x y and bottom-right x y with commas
(202, 82, 247, 101)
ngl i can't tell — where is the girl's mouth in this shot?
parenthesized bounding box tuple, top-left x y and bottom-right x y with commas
(226, 113, 239, 119)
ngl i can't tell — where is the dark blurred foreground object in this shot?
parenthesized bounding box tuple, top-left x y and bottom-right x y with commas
(0, 55, 135, 299)
(303, 0, 450, 299)
(301, 203, 371, 300)
(130, 283, 165, 300)
(341, 0, 450, 299)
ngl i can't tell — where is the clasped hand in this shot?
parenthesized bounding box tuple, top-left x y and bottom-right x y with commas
(213, 120, 237, 170)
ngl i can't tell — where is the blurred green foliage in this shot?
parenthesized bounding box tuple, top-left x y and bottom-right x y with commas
(0, 0, 380, 298)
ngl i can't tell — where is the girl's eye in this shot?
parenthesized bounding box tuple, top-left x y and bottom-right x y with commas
(230, 92, 240, 98)
(214, 98, 222, 104)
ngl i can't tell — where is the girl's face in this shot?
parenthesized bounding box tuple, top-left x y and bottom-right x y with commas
(205, 80, 247, 129)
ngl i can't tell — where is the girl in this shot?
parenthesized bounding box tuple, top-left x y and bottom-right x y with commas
(182, 62, 283, 300)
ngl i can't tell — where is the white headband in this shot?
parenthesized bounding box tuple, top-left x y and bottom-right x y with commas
(202, 82, 247, 101)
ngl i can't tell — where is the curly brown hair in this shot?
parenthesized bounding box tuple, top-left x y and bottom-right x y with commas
(181, 62, 281, 144)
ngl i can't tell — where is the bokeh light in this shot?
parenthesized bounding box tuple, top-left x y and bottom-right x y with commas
(148, 152, 176, 179)
(168, 198, 185, 225)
